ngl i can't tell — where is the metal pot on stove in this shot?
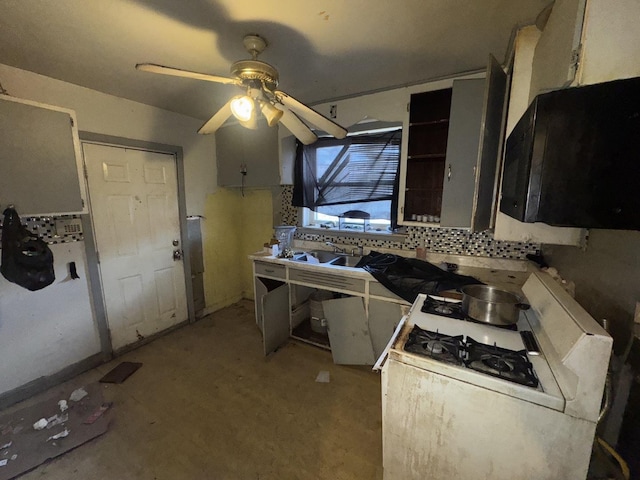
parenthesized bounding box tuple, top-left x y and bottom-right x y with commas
(460, 284, 530, 326)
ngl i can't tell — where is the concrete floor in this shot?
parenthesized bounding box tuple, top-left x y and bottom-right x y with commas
(8, 300, 383, 479)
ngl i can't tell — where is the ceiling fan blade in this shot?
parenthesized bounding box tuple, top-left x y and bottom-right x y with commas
(198, 99, 233, 134)
(136, 63, 239, 85)
(280, 109, 318, 145)
(275, 90, 347, 139)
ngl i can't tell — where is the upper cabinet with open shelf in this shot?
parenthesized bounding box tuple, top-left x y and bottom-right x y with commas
(398, 55, 507, 231)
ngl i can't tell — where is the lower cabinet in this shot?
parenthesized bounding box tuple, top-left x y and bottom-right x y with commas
(254, 276, 289, 356)
(253, 261, 407, 365)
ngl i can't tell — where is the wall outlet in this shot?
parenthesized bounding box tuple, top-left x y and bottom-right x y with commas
(54, 218, 83, 236)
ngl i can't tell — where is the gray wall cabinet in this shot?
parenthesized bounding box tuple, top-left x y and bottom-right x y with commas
(215, 120, 280, 187)
(399, 55, 507, 230)
(0, 96, 86, 215)
(440, 55, 507, 230)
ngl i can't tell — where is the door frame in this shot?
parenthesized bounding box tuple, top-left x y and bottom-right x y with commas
(79, 132, 195, 357)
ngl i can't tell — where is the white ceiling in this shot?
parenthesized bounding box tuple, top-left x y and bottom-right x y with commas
(0, 0, 549, 121)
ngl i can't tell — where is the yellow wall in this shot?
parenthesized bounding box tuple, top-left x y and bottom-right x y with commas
(202, 187, 275, 312)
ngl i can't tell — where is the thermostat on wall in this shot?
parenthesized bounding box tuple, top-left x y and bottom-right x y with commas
(55, 218, 83, 236)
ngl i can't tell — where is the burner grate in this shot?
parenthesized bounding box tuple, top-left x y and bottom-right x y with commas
(404, 326, 464, 366)
(421, 295, 518, 331)
(465, 337, 538, 388)
(421, 296, 466, 320)
(403, 326, 539, 388)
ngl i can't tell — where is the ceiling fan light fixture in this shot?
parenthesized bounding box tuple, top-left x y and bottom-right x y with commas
(137, 33, 346, 142)
(239, 115, 259, 130)
(260, 101, 284, 127)
(230, 95, 255, 122)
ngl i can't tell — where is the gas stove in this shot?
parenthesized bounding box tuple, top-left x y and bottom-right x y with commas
(381, 273, 614, 480)
(403, 325, 538, 387)
(395, 292, 561, 401)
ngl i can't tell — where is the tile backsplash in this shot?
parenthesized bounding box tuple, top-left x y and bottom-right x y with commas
(0, 215, 84, 246)
(278, 186, 539, 260)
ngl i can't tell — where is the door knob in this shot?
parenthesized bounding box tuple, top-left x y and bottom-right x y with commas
(173, 249, 183, 261)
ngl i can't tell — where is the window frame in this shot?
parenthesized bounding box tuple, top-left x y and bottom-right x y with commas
(294, 126, 402, 234)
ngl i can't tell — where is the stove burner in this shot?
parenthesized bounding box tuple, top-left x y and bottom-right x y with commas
(421, 295, 518, 331)
(421, 296, 466, 320)
(426, 340, 444, 354)
(481, 355, 514, 373)
(404, 326, 463, 366)
(434, 304, 454, 315)
(465, 337, 538, 388)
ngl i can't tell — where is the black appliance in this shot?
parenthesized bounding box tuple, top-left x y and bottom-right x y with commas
(500, 76, 640, 230)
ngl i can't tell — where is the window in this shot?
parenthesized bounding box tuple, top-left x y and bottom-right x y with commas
(293, 129, 402, 233)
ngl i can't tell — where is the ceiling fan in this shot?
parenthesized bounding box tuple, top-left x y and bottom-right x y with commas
(136, 34, 347, 145)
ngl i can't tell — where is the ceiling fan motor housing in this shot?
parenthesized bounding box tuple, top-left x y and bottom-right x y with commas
(231, 60, 279, 91)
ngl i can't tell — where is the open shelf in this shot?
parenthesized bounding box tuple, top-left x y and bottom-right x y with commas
(409, 119, 449, 127)
(403, 87, 452, 222)
(407, 153, 446, 161)
(291, 318, 331, 350)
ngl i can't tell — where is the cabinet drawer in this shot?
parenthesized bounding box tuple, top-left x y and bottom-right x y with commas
(254, 261, 286, 279)
(369, 282, 407, 303)
(289, 268, 365, 293)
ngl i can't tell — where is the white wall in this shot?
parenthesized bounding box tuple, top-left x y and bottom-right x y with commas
(0, 63, 216, 398)
(0, 243, 99, 394)
(577, 0, 640, 86)
(528, 0, 585, 99)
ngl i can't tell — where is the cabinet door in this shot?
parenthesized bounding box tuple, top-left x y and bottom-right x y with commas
(242, 121, 280, 186)
(472, 55, 508, 231)
(439, 78, 486, 228)
(439, 56, 508, 230)
(0, 96, 86, 215)
(262, 283, 290, 355)
(368, 299, 403, 360)
(323, 296, 375, 365)
(216, 123, 243, 186)
(216, 121, 280, 187)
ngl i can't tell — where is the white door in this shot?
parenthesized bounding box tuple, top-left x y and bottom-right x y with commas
(83, 143, 188, 350)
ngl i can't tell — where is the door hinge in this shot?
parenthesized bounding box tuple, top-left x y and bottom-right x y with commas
(567, 45, 582, 83)
(406, 102, 410, 113)
(69, 116, 74, 127)
(96, 251, 100, 264)
(82, 162, 88, 179)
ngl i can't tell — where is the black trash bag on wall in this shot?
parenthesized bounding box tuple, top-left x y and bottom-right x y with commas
(1, 207, 55, 291)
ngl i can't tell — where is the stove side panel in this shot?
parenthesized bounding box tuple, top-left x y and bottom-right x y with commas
(383, 358, 595, 480)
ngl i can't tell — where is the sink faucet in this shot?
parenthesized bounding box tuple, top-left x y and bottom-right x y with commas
(325, 241, 346, 254)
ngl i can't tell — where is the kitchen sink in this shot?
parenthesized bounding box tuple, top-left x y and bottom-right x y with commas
(291, 250, 340, 263)
(331, 254, 363, 267)
(291, 250, 363, 268)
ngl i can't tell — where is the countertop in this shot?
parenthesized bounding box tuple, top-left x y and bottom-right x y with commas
(250, 251, 535, 296)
